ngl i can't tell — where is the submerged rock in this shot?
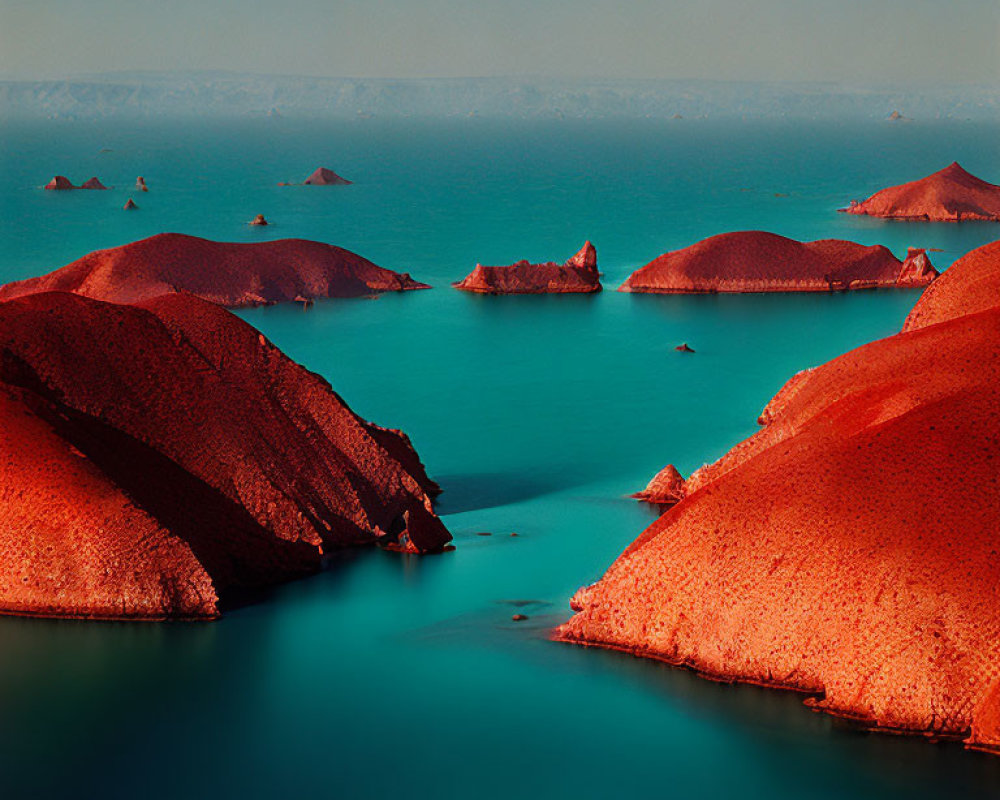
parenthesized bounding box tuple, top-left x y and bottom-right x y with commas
(453, 242, 601, 294)
(558, 238, 1000, 753)
(841, 162, 1000, 221)
(303, 167, 352, 186)
(0, 233, 431, 308)
(80, 177, 108, 190)
(619, 232, 937, 293)
(0, 291, 450, 619)
(250, 214, 269, 226)
(675, 343, 695, 353)
(44, 176, 75, 190)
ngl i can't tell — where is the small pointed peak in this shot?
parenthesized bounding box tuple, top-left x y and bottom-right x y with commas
(44, 175, 75, 190)
(303, 167, 352, 185)
(940, 161, 968, 177)
(897, 247, 938, 285)
(566, 241, 597, 270)
(80, 177, 108, 190)
(123, 198, 138, 210)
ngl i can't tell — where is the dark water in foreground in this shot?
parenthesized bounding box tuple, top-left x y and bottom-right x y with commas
(1, 116, 999, 798)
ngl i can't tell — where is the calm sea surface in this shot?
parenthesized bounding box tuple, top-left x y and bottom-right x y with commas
(1, 116, 999, 799)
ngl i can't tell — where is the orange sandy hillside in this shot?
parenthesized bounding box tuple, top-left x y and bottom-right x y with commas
(559, 238, 1000, 754)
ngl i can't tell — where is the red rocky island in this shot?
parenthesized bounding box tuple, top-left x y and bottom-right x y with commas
(304, 167, 352, 185)
(0, 291, 449, 620)
(0, 233, 430, 307)
(620, 231, 936, 293)
(558, 239, 1000, 753)
(44, 176, 75, 190)
(453, 242, 600, 294)
(842, 162, 1000, 221)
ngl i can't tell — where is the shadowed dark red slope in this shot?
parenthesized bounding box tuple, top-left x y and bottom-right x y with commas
(453, 242, 601, 294)
(0, 291, 449, 620)
(620, 231, 936, 293)
(843, 162, 1000, 221)
(0, 233, 429, 308)
(558, 238, 1000, 753)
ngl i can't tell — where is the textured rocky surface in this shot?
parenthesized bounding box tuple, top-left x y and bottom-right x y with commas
(0, 233, 430, 307)
(903, 240, 1000, 332)
(80, 177, 108, 190)
(453, 242, 600, 294)
(303, 167, 352, 185)
(0, 291, 450, 619)
(842, 162, 1000, 221)
(559, 238, 1000, 753)
(620, 232, 936, 293)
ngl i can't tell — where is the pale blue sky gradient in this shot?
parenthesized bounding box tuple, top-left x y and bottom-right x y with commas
(1, 0, 997, 83)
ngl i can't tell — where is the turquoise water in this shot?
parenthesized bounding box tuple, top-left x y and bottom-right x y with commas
(1, 117, 1000, 799)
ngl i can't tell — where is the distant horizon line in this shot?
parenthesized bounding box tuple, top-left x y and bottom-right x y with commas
(0, 70, 996, 91)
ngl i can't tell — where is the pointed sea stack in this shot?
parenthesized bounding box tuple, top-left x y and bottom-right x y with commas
(453, 242, 601, 294)
(0, 291, 450, 619)
(80, 177, 108, 190)
(558, 238, 1000, 754)
(123, 198, 138, 210)
(303, 167, 352, 186)
(44, 176, 75, 190)
(0, 233, 430, 308)
(842, 162, 1000, 221)
(630, 464, 685, 505)
(619, 232, 937, 293)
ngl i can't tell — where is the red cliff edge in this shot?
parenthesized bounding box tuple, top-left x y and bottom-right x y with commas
(559, 238, 1000, 754)
(619, 231, 936, 293)
(842, 162, 1000, 221)
(453, 242, 601, 294)
(0, 291, 450, 620)
(0, 233, 430, 308)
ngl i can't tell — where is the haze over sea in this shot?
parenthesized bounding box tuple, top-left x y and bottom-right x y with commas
(1, 113, 999, 798)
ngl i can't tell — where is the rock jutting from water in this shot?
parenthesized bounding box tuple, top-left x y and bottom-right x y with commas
(841, 162, 1000, 221)
(250, 214, 269, 226)
(557, 238, 1000, 754)
(44, 176, 75, 190)
(0, 291, 450, 620)
(0, 233, 431, 308)
(123, 198, 139, 210)
(619, 232, 937, 293)
(135, 176, 149, 191)
(453, 242, 601, 294)
(303, 167, 352, 185)
(80, 177, 108, 190)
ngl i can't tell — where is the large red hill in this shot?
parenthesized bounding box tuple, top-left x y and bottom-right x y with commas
(0, 291, 449, 619)
(842, 162, 1000, 221)
(0, 233, 429, 308)
(619, 231, 935, 293)
(559, 238, 1000, 754)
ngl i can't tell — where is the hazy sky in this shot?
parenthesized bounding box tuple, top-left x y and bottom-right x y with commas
(1, 0, 997, 83)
